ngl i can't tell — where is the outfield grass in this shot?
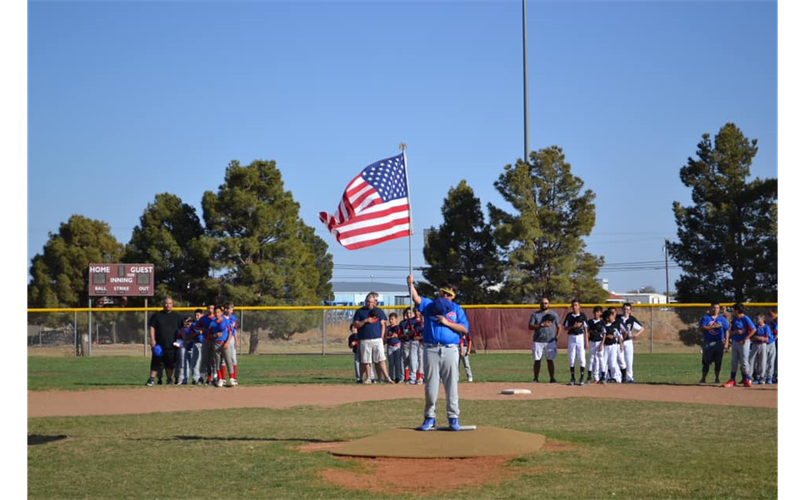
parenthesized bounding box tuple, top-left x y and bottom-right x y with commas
(28, 352, 713, 391)
(28, 398, 776, 499)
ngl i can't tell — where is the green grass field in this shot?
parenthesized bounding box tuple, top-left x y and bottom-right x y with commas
(28, 351, 709, 391)
(28, 352, 777, 499)
(28, 399, 776, 499)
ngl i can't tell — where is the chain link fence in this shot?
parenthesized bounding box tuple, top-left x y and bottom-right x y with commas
(27, 303, 777, 357)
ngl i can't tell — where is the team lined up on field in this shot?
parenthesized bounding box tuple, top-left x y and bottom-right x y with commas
(145, 301, 240, 387)
(143, 297, 778, 389)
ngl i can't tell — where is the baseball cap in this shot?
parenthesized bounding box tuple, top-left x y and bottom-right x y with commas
(433, 297, 454, 317)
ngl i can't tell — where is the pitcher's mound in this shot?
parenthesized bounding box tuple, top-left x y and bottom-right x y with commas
(331, 425, 545, 458)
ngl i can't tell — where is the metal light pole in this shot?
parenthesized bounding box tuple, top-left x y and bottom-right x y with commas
(522, 0, 530, 163)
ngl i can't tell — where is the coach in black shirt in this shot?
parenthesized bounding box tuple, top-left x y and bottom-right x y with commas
(145, 297, 184, 386)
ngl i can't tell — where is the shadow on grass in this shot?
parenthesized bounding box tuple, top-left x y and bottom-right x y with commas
(73, 382, 142, 387)
(28, 434, 69, 446)
(171, 436, 342, 443)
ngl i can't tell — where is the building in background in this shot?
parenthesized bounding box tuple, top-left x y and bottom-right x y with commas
(328, 282, 411, 307)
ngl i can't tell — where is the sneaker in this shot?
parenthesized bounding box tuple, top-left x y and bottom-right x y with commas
(145, 377, 155, 387)
(448, 418, 460, 431)
(384, 378, 395, 384)
(699, 378, 707, 385)
(567, 380, 575, 386)
(550, 378, 558, 383)
(216, 379, 224, 388)
(468, 376, 473, 382)
(714, 378, 721, 384)
(532, 378, 539, 383)
(578, 380, 585, 386)
(409, 380, 417, 385)
(417, 379, 423, 385)
(416, 418, 436, 431)
(593, 380, 600, 385)
(723, 380, 736, 388)
(157, 378, 163, 385)
(191, 380, 198, 385)
(356, 379, 363, 384)
(229, 378, 238, 387)
(167, 379, 174, 386)
(765, 378, 773, 385)
(757, 379, 765, 385)
(742, 379, 752, 388)
(626, 379, 635, 384)
(600, 379, 607, 385)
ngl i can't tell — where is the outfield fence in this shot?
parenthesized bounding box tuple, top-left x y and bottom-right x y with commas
(26, 303, 778, 357)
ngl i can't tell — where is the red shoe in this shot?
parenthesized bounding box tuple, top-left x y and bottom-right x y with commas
(742, 379, 752, 388)
(723, 380, 736, 388)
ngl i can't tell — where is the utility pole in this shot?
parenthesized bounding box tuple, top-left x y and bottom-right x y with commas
(522, 0, 530, 164)
(664, 239, 671, 304)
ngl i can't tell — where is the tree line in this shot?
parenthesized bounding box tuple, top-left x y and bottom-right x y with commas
(28, 122, 777, 342)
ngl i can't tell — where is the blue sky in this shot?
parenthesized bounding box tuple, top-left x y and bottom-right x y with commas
(27, 0, 779, 295)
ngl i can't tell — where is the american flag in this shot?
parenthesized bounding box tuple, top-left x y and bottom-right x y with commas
(319, 153, 411, 250)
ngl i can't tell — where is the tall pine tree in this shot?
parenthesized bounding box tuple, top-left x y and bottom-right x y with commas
(489, 146, 606, 303)
(421, 180, 503, 304)
(669, 123, 777, 303)
(125, 193, 214, 306)
(28, 215, 124, 308)
(202, 159, 333, 348)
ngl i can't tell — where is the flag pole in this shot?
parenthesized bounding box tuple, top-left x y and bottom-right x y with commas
(399, 142, 413, 302)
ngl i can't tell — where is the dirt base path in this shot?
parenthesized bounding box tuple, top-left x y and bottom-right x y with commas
(28, 381, 776, 418)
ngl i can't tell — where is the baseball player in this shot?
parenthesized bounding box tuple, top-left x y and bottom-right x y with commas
(601, 308, 624, 384)
(528, 297, 559, 383)
(401, 308, 413, 382)
(385, 312, 404, 383)
(173, 316, 194, 384)
(749, 314, 769, 384)
(698, 302, 729, 385)
(586, 306, 605, 384)
(724, 303, 757, 388)
(209, 304, 235, 387)
(197, 304, 217, 385)
(224, 303, 239, 386)
(187, 309, 205, 384)
(459, 328, 473, 382)
(561, 299, 588, 386)
(616, 303, 643, 383)
(764, 310, 777, 385)
(768, 309, 778, 383)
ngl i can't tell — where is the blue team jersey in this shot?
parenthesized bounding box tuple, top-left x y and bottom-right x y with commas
(730, 315, 756, 342)
(352, 307, 387, 340)
(209, 316, 231, 343)
(385, 324, 402, 346)
(700, 314, 729, 341)
(766, 323, 776, 344)
(418, 297, 468, 345)
(753, 324, 771, 344)
(225, 314, 238, 337)
(194, 314, 214, 342)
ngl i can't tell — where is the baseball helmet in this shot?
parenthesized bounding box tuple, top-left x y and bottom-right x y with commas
(152, 344, 163, 357)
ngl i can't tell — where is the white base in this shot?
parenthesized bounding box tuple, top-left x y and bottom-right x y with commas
(501, 388, 532, 395)
(433, 425, 476, 431)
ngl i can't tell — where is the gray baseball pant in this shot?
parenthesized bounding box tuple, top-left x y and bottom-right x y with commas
(764, 343, 776, 380)
(730, 341, 751, 377)
(748, 343, 766, 380)
(423, 344, 460, 420)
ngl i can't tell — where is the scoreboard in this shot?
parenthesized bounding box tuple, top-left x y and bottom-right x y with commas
(88, 263, 154, 297)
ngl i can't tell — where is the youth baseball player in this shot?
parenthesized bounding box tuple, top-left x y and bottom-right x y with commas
(616, 303, 643, 383)
(459, 328, 473, 382)
(764, 310, 777, 385)
(724, 303, 757, 388)
(749, 314, 769, 384)
(224, 303, 239, 386)
(561, 299, 588, 386)
(601, 308, 623, 383)
(699, 302, 729, 385)
(586, 306, 605, 384)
